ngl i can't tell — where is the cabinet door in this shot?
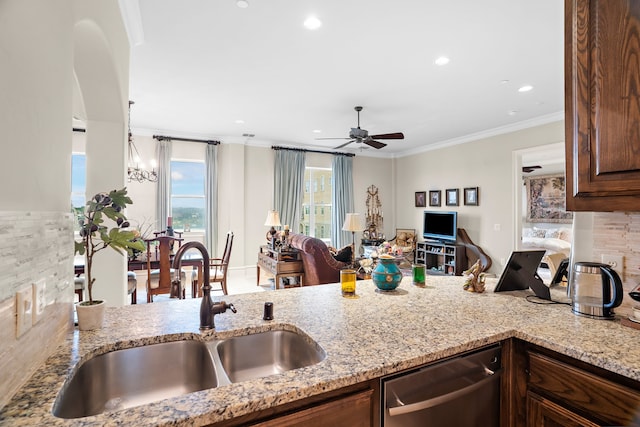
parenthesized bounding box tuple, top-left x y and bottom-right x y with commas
(251, 389, 373, 427)
(527, 392, 600, 427)
(565, 0, 640, 211)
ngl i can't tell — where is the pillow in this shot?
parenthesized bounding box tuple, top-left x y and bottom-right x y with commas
(522, 228, 534, 238)
(558, 228, 572, 242)
(333, 245, 352, 263)
(531, 227, 547, 238)
(544, 228, 560, 239)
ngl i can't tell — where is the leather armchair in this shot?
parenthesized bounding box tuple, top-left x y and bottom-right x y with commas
(288, 233, 349, 286)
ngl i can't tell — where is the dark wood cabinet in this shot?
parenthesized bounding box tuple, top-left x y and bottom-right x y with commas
(415, 241, 466, 275)
(506, 339, 640, 427)
(527, 391, 599, 427)
(209, 382, 377, 427)
(565, 0, 640, 211)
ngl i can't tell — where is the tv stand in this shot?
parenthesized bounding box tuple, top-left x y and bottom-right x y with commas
(415, 241, 467, 276)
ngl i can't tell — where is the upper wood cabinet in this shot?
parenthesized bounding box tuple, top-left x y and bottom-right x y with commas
(565, 0, 640, 211)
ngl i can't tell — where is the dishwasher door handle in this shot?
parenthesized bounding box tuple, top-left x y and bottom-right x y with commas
(388, 367, 503, 417)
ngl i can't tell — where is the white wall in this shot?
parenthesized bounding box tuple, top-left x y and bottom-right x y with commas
(394, 121, 565, 273)
(0, 0, 129, 409)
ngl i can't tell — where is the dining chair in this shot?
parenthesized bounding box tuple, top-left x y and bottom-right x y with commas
(146, 235, 186, 302)
(75, 271, 138, 304)
(191, 231, 234, 296)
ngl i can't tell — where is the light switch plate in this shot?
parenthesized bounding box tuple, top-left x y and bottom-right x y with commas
(33, 279, 46, 324)
(16, 286, 33, 338)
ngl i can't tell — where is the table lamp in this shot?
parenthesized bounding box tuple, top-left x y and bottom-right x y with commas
(264, 210, 281, 249)
(342, 213, 364, 267)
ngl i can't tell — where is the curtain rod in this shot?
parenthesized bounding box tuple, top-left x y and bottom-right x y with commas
(271, 145, 355, 157)
(153, 135, 220, 145)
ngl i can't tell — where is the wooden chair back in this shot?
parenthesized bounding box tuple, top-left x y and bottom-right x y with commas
(146, 235, 183, 302)
(193, 231, 234, 296)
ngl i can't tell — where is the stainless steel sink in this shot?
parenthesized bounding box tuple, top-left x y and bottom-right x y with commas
(53, 340, 218, 419)
(213, 330, 326, 383)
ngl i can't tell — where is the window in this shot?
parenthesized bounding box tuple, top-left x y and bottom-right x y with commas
(71, 153, 86, 230)
(301, 167, 332, 242)
(170, 160, 205, 231)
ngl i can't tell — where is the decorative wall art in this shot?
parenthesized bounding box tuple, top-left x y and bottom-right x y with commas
(415, 191, 426, 207)
(464, 187, 479, 206)
(524, 174, 573, 223)
(429, 190, 441, 207)
(365, 185, 384, 238)
(446, 189, 459, 206)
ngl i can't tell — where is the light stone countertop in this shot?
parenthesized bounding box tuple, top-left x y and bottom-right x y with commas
(2, 275, 640, 426)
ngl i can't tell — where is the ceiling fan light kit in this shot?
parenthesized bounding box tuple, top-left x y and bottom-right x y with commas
(318, 106, 404, 150)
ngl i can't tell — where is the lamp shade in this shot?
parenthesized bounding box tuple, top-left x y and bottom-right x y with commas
(342, 213, 364, 232)
(264, 210, 281, 227)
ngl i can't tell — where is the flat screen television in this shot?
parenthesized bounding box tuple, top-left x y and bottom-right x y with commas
(423, 211, 457, 242)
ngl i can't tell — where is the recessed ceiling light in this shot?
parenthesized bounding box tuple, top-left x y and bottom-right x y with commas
(518, 85, 534, 92)
(434, 56, 450, 66)
(508, 110, 518, 116)
(304, 16, 322, 30)
(312, 129, 322, 133)
(236, 0, 249, 8)
(500, 79, 510, 84)
(235, 119, 245, 124)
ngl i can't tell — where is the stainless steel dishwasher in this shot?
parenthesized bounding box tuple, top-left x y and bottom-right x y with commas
(381, 344, 502, 426)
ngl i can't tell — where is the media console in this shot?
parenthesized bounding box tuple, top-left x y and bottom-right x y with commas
(415, 241, 467, 276)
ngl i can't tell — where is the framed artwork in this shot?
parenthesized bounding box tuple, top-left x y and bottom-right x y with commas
(464, 187, 479, 206)
(415, 191, 426, 207)
(445, 188, 459, 206)
(429, 190, 441, 207)
(524, 174, 573, 223)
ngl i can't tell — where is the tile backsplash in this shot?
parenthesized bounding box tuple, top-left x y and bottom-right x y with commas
(0, 211, 74, 409)
(593, 212, 640, 315)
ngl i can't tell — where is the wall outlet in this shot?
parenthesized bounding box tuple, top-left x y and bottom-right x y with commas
(500, 257, 506, 266)
(16, 285, 33, 338)
(33, 279, 46, 324)
(494, 224, 501, 231)
(601, 254, 624, 277)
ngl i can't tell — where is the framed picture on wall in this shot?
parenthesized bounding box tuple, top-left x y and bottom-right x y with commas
(464, 187, 479, 206)
(446, 189, 459, 206)
(415, 191, 426, 207)
(429, 190, 441, 207)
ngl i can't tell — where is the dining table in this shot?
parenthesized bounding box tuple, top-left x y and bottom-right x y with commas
(74, 252, 205, 298)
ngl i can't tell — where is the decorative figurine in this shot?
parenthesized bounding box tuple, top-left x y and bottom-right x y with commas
(463, 260, 486, 293)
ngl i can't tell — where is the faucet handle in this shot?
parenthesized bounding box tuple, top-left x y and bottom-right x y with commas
(223, 302, 237, 313)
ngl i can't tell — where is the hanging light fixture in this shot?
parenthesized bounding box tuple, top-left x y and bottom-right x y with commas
(127, 100, 157, 183)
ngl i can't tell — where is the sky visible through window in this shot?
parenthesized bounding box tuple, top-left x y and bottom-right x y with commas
(71, 154, 86, 208)
(171, 160, 205, 229)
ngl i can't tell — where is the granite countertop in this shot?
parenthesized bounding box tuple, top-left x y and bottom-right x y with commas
(3, 276, 640, 426)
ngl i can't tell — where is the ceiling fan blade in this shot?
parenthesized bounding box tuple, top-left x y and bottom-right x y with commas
(334, 140, 355, 149)
(315, 137, 351, 140)
(364, 139, 387, 149)
(369, 132, 404, 140)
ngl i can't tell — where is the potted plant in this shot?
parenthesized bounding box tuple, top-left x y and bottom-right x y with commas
(74, 188, 146, 330)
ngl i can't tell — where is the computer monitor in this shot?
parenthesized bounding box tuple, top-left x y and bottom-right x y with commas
(494, 250, 550, 300)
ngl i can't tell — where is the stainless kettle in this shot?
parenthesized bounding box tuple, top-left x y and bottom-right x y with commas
(568, 262, 623, 319)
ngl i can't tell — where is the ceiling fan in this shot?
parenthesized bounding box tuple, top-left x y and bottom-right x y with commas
(522, 165, 542, 173)
(316, 106, 404, 150)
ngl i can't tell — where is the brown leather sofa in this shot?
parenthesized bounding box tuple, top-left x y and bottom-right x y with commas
(288, 233, 349, 285)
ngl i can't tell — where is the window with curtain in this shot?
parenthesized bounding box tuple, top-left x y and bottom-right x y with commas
(301, 167, 332, 242)
(170, 160, 205, 231)
(71, 153, 86, 230)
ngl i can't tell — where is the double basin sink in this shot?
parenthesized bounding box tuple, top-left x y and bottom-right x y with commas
(53, 329, 326, 419)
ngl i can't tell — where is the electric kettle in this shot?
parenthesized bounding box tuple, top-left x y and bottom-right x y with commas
(568, 262, 623, 319)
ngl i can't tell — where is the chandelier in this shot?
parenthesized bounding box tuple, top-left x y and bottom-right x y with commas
(127, 100, 157, 183)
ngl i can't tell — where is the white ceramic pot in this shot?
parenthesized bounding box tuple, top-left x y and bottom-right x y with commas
(76, 300, 106, 330)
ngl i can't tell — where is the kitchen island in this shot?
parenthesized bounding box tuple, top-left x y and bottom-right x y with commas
(2, 275, 640, 426)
